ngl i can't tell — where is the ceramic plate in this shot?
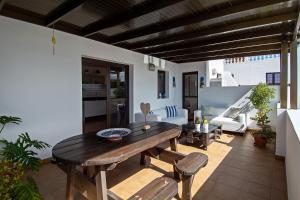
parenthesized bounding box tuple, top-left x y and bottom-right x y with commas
(96, 128, 132, 139)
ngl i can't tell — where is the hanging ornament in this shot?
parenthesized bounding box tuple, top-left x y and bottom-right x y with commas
(51, 25, 56, 55)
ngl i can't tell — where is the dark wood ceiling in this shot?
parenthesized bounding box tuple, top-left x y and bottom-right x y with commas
(0, 0, 299, 63)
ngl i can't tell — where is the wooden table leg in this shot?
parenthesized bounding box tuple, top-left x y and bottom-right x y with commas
(66, 165, 76, 200)
(95, 168, 108, 200)
(170, 138, 180, 180)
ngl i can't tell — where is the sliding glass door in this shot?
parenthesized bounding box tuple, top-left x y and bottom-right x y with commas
(107, 65, 129, 128)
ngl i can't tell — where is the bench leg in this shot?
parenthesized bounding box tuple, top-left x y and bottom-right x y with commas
(170, 138, 180, 180)
(140, 152, 151, 166)
(66, 165, 76, 200)
(182, 175, 194, 200)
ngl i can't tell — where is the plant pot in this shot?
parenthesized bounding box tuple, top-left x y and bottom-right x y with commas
(204, 124, 209, 133)
(195, 124, 201, 132)
(254, 135, 267, 147)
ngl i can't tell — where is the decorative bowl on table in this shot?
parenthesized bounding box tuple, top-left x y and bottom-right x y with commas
(96, 128, 132, 142)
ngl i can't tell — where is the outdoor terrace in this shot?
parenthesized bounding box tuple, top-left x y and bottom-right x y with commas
(28, 133, 286, 200)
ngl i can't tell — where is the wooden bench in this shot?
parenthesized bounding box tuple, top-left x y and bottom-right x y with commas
(128, 177, 178, 200)
(139, 150, 208, 200)
(175, 152, 208, 200)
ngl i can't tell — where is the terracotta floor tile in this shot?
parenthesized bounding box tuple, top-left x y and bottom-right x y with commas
(270, 188, 288, 200)
(238, 192, 269, 200)
(242, 181, 271, 199)
(212, 183, 241, 200)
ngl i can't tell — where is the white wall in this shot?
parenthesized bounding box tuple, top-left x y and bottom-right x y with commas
(224, 58, 280, 85)
(0, 16, 180, 158)
(285, 110, 300, 200)
(198, 86, 252, 107)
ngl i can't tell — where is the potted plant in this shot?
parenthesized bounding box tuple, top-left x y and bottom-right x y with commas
(249, 83, 275, 147)
(195, 117, 201, 132)
(0, 116, 50, 200)
(203, 119, 209, 133)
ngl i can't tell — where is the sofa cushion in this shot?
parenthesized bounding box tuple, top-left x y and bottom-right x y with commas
(223, 107, 241, 119)
(163, 117, 187, 126)
(152, 109, 167, 119)
(210, 116, 244, 132)
(166, 105, 177, 118)
(202, 106, 227, 116)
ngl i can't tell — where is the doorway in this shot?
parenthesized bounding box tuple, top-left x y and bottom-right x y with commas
(182, 72, 198, 121)
(82, 57, 129, 134)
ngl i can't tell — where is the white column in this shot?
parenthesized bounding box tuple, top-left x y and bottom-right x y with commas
(280, 42, 288, 108)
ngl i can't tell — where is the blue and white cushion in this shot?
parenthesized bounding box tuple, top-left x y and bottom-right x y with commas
(149, 111, 154, 115)
(166, 106, 177, 118)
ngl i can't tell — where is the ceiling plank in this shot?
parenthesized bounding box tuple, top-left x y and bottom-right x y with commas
(108, 0, 290, 44)
(293, 0, 300, 40)
(0, 0, 6, 12)
(158, 37, 282, 58)
(82, 0, 184, 37)
(45, 0, 88, 27)
(168, 44, 281, 62)
(128, 12, 296, 50)
(175, 50, 280, 63)
(140, 23, 293, 54)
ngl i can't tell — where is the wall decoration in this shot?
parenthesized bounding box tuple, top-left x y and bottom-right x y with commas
(51, 25, 56, 55)
(148, 63, 155, 71)
(172, 76, 176, 87)
(200, 76, 205, 88)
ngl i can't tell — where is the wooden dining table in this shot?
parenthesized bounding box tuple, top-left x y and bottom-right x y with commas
(52, 121, 183, 200)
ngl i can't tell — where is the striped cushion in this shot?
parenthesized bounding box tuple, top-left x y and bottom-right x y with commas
(166, 106, 177, 118)
(149, 111, 154, 115)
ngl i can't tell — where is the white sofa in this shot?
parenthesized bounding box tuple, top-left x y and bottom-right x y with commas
(194, 90, 254, 134)
(194, 106, 247, 133)
(135, 108, 188, 126)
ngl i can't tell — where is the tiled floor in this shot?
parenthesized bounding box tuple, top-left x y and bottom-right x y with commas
(28, 133, 287, 200)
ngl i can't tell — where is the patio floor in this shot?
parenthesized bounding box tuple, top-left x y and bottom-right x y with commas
(28, 133, 287, 200)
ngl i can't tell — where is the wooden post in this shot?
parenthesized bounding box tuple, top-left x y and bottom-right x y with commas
(280, 41, 289, 108)
(95, 169, 108, 200)
(290, 39, 300, 109)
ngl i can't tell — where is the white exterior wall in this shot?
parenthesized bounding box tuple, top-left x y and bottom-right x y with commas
(286, 110, 300, 200)
(224, 58, 280, 85)
(0, 16, 180, 158)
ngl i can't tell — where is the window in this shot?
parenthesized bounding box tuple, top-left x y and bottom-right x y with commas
(266, 72, 280, 85)
(158, 70, 169, 98)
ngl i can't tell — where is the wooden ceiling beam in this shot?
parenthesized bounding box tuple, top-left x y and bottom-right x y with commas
(45, 0, 88, 27)
(168, 44, 281, 62)
(293, 0, 300, 40)
(128, 12, 296, 50)
(140, 23, 293, 54)
(108, 0, 290, 44)
(82, 0, 184, 37)
(175, 50, 281, 63)
(158, 37, 282, 58)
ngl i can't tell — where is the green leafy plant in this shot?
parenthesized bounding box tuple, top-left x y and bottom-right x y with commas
(195, 117, 201, 124)
(249, 83, 275, 138)
(0, 116, 50, 200)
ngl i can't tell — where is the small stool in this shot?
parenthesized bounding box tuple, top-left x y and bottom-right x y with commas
(175, 152, 208, 200)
